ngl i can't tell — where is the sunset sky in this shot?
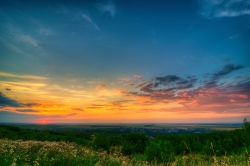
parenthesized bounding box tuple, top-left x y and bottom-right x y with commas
(0, 0, 250, 123)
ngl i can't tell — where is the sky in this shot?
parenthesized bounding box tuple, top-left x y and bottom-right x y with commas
(0, 0, 250, 124)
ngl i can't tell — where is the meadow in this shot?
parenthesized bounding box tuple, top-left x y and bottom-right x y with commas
(0, 120, 249, 166)
(0, 138, 249, 166)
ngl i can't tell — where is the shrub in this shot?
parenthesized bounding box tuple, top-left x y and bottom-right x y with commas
(243, 118, 250, 132)
(92, 133, 110, 151)
(145, 140, 175, 163)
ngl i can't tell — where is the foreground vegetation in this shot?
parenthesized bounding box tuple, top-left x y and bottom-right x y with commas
(1, 138, 250, 166)
(0, 119, 250, 165)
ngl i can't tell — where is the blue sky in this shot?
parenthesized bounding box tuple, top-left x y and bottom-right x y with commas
(0, 0, 250, 123)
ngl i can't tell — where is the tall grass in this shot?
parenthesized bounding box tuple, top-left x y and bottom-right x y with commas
(0, 139, 249, 166)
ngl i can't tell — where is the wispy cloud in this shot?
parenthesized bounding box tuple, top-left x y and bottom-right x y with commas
(72, 108, 84, 111)
(16, 109, 39, 113)
(16, 34, 39, 48)
(2, 23, 49, 56)
(60, 113, 77, 118)
(134, 75, 142, 79)
(97, 2, 116, 17)
(211, 64, 243, 79)
(28, 18, 55, 36)
(5, 24, 41, 48)
(39, 27, 54, 36)
(124, 82, 135, 87)
(0, 71, 48, 80)
(198, 0, 250, 18)
(0, 39, 28, 56)
(201, 64, 244, 87)
(229, 34, 239, 39)
(95, 84, 106, 90)
(81, 13, 100, 30)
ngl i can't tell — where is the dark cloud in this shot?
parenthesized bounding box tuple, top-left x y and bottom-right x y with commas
(60, 113, 77, 118)
(212, 64, 244, 80)
(24, 103, 40, 107)
(225, 80, 250, 97)
(155, 75, 180, 83)
(5, 88, 11, 91)
(16, 109, 39, 113)
(122, 64, 249, 113)
(68, 113, 77, 116)
(138, 75, 197, 93)
(72, 108, 84, 111)
(0, 92, 39, 107)
(0, 92, 22, 107)
(203, 64, 244, 87)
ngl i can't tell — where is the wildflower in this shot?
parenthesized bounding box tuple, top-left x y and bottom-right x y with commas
(122, 160, 127, 165)
(9, 149, 14, 154)
(33, 161, 40, 166)
(10, 162, 17, 166)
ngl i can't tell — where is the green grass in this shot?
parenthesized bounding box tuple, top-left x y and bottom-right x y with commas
(0, 138, 249, 166)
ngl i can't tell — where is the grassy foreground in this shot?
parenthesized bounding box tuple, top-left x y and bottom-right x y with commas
(0, 138, 249, 166)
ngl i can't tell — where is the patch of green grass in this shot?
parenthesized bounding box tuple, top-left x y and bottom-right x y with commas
(0, 138, 249, 166)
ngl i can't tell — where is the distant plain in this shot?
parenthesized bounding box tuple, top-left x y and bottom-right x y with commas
(2, 123, 242, 131)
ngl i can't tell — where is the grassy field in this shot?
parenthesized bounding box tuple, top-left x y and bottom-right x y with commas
(0, 138, 249, 166)
(211, 128, 240, 131)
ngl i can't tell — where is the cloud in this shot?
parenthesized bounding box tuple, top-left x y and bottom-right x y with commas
(3, 23, 48, 56)
(138, 81, 143, 86)
(5, 88, 11, 91)
(72, 108, 84, 111)
(229, 34, 239, 39)
(95, 84, 106, 90)
(81, 13, 100, 30)
(16, 109, 39, 113)
(97, 2, 116, 17)
(59, 113, 77, 118)
(204, 64, 244, 87)
(212, 64, 244, 79)
(24, 103, 40, 107)
(15, 34, 39, 48)
(0, 92, 40, 108)
(124, 82, 135, 87)
(112, 100, 134, 106)
(180, 79, 250, 113)
(0, 39, 28, 56)
(0, 71, 48, 80)
(118, 77, 131, 82)
(198, 0, 250, 18)
(133, 75, 142, 79)
(0, 92, 22, 107)
(121, 64, 249, 114)
(138, 75, 197, 93)
(39, 27, 54, 36)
